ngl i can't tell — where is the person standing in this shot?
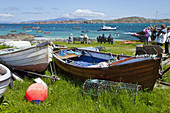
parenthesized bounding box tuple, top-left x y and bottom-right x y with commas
(151, 25, 157, 40)
(156, 24, 166, 46)
(165, 26, 170, 54)
(143, 27, 151, 45)
(68, 33, 73, 44)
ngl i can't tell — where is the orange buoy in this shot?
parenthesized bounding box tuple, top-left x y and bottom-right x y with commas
(26, 83, 47, 105)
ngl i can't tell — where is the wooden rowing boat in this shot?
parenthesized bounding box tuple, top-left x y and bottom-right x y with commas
(0, 42, 53, 72)
(53, 48, 161, 90)
(0, 64, 12, 98)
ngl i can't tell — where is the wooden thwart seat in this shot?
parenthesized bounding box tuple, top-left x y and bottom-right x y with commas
(57, 54, 81, 59)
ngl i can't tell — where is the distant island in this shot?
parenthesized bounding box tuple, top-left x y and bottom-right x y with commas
(17, 16, 170, 24)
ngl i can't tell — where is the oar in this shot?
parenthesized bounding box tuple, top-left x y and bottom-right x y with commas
(156, 80, 170, 86)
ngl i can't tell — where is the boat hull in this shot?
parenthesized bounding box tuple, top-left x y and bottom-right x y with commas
(0, 43, 53, 72)
(13, 63, 49, 72)
(132, 34, 145, 42)
(98, 29, 116, 31)
(82, 30, 89, 33)
(98, 25, 117, 31)
(53, 51, 160, 90)
(0, 64, 11, 98)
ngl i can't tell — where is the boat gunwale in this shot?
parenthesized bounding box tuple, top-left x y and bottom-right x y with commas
(53, 48, 161, 69)
(0, 64, 11, 83)
(54, 48, 132, 58)
(0, 43, 49, 56)
(0, 77, 11, 85)
(54, 54, 160, 69)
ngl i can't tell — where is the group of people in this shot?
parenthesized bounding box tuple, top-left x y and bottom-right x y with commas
(143, 24, 170, 54)
(97, 34, 114, 44)
(68, 33, 88, 44)
(79, 34, 88, 44)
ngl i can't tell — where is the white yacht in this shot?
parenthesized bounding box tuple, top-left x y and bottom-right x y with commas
(98, 25, 117, 31)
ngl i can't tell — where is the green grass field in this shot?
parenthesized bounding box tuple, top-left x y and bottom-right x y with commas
(0, 41, 169, 113)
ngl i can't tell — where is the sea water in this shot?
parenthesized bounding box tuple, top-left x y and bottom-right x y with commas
(0, 23, 170, 41)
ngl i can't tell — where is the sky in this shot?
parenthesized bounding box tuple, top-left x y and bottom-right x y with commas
(0, 0, 170, 23)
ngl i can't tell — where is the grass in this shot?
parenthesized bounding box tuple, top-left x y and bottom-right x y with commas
(55, 41, 138, 55)
(0, 41, 169, 113)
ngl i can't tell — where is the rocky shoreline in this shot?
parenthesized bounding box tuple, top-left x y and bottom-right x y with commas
(0, 32, 97, 44)
(0, 32, 34, 40)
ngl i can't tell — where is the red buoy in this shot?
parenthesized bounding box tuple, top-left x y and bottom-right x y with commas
(26, 83, 47, 105)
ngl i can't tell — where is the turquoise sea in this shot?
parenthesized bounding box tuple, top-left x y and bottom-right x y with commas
(0, 23, 170, 41)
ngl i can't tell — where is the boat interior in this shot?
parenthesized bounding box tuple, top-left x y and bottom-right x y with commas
(0, 66, 7, 76)
(54, 49, 141, 68)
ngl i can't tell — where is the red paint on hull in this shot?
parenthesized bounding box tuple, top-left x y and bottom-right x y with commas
(13, 63, 48, 72)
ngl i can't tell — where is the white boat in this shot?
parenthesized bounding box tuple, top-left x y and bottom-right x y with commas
(0, 64, 12, 98)
(98, 25, 117, 31)
(0, 42, 53, 72)
(4, 41, 32, 48)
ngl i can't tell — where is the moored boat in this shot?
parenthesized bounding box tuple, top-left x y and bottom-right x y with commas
(72, 27, 81, 30)
(32, 27, 40, 30)
(82, 30, 89, 33)
(26, 30, 32, 32)
(44, 32, 50, 34)
(23, 26, 32, 28)
(98, 25, 117, 31)
(131, 33, 145, 42)
(10, 30, 17, 32)
(37, 30, 43, 33)
(0, 64, 12, 98)
(53, 47, 161, 90)
(0, 42, 53, 72)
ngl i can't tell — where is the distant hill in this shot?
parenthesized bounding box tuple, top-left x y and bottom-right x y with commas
(111, 16, 154, 23)
(19, 16, 170, 24)
(94, 16, 170, 23)
(23, 17, 87, 23)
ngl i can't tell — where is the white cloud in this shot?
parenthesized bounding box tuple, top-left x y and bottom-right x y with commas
(3, 7, 20, 11)
(0, 14, 15, 18)
(62, 9, 106, 19)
